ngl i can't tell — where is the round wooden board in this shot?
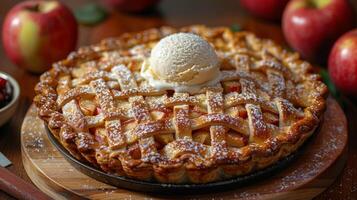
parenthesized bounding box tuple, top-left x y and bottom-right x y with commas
(21, 98, 348, 200)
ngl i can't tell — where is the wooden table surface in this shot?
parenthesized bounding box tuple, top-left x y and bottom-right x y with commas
(0, 0, 356, 199)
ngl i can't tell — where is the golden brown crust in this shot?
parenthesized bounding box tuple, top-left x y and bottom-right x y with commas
(33, 25, 328, 183)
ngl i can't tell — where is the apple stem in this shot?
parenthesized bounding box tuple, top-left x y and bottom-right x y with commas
(25, 1, 58, 13)
(25, 4, 40, 12)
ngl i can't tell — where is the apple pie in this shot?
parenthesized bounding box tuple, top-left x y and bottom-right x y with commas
(34, 25, 327, 184)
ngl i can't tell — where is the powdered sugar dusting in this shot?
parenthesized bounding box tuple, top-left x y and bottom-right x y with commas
(267, 70, 285, 97)
(31, 25, 332, 188)
(276, 123, 345, 192)
(246, 104, 268, 139)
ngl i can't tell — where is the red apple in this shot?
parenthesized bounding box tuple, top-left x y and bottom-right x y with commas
(328, 29, 357, 96)
(2, 0, 78, 73)
(240, 0, 290, 21)
(282, 0, 355, 63)
(103, 0, 160, 13)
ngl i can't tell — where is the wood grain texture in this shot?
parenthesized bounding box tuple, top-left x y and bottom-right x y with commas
(0, 0, 357, 199)
(20, 97, 347, 200)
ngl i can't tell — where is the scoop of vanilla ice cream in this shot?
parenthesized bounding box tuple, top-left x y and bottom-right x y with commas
(148, 33, 220, 85)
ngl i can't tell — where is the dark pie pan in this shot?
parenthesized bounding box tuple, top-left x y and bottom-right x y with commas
(45, 126, 308, 194)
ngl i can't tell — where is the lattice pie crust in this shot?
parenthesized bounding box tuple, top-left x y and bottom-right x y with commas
(34, 25, 327, 183)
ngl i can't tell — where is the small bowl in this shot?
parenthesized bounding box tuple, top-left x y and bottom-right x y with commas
(0, 72, 20, 127)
